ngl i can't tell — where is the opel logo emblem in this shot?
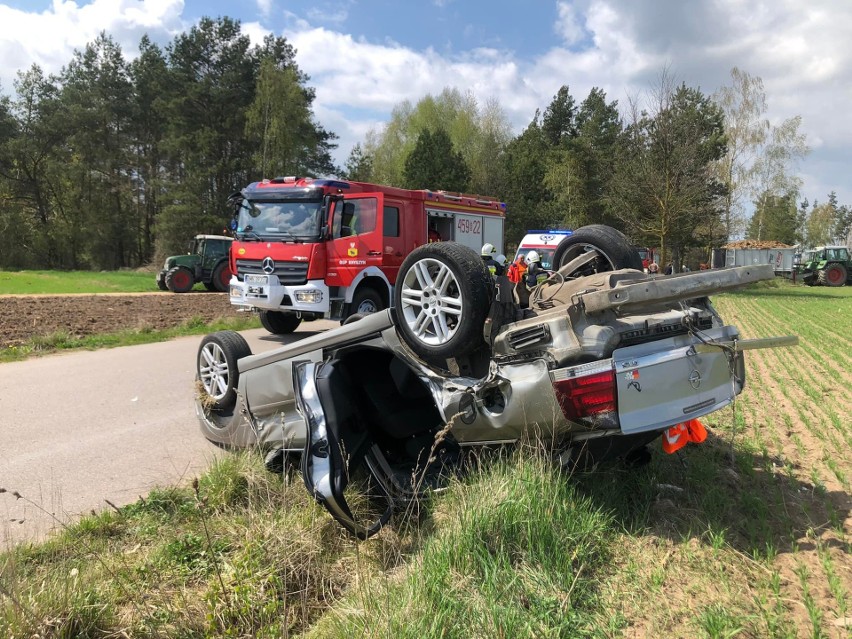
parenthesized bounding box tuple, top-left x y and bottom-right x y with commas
(688, 370, 701, 389)
(262, 257, 275, 274)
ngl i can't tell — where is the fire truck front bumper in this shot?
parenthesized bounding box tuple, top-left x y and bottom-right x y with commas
(229, 275, 330, 314)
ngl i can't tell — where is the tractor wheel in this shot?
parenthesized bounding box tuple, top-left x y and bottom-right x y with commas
(259, 310, 302, 335)
(165, 266, 195, 293)
(156, 271, 168, 291)
(212, 261, 232, 292)
(817, 263, 847, 287)
(552, 225, 643, 276)
(394, 241, 492, 360)
(197, 330, 252, 411)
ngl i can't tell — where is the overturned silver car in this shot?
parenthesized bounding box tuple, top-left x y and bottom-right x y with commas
(195, 225, 796, 538)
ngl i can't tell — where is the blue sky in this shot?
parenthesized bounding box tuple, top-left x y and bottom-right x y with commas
(2, 0, 852, 221)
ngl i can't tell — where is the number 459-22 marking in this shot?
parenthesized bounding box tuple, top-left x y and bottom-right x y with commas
(457, 218, 481, 234)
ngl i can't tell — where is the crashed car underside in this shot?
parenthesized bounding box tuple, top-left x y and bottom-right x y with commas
(195, 225, 796, 538)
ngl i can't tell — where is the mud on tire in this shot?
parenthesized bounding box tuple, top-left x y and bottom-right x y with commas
(393, 241, 493, 360)
(552, 225, 643, 276)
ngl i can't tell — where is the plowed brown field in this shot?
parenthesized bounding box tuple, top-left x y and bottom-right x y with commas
(0, 292, 243, 348)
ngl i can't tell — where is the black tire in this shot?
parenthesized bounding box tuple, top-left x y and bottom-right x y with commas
(817, 263, 847, 287)
(203, 281, 218, 292)
(197, 330, 252, 410)
(552, 225, 643, 276)
(259, 310, 302, 334)
(165, 265, 195, 293)
(211, 261, 231, 292)
(347, 287, 383, 318)
(156, 272, 168, 291)
(394, 241, 492, 359)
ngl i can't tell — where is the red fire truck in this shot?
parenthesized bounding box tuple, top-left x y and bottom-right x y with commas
(227, 177, 506, 333)
(635, 247, 657, 271)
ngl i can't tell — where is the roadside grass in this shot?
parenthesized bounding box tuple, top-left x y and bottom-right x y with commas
(0, 269, 172, 294)
(1, 280, 849, 638)
(0, 315, 261, 363)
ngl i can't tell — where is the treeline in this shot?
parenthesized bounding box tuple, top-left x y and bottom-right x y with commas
(1, 18, 849, 272)
(0, 17, 336, 270)
(350, 69, 847, 268)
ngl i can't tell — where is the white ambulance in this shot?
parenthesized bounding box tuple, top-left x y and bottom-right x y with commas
(512, 230, 573, 269)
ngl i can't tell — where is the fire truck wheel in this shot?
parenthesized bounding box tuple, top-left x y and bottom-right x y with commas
(349, 287, 383, 316)
(197, 330, 252, 411)
(394, 241, 492, 360)
(259, 310, 302, 334)
(165, 266, 195, 293)
(552, 225, 643, 276)
(212, 261, 231, 292)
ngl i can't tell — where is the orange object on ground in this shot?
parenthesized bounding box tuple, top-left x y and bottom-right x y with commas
(662, 419, 707, 454)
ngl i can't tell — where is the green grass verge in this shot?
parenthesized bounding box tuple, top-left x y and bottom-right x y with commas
(0, 315, 261, 363)
(0, 269, 202, 294)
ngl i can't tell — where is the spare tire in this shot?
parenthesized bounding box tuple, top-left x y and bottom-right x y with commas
(197, 330, 252, 410)
(552, 225, 643, 276)
(394, 242, 492, 359)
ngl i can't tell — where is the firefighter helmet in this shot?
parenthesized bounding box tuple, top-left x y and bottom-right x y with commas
(480, 243, 496, 256)
(525, 250, 541, 265)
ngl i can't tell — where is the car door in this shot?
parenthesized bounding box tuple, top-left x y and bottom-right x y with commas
(293, 359, 392, 539)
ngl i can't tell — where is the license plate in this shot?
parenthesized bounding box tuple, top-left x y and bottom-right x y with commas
(247, 286, 265, 295)
(245, 274, 268, 284)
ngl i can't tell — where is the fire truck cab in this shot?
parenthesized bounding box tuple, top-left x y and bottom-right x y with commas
(227, 177, 506, 333)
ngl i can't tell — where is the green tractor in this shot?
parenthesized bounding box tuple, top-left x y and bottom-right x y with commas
(795, 245, 851, 287)
(156, 235, 233, 293)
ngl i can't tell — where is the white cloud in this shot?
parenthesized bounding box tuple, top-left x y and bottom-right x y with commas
(256, 0, 273, 18)
(0, 0, 185, 89)
(554, 1, 585, 47)
(1, 0, 851, 205)
(305, 6, 348, 25)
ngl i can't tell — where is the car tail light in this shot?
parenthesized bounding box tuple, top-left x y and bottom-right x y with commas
(551, 360, 616, 422)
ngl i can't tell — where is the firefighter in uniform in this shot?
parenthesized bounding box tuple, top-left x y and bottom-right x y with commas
(524, 250, 549, 289)
(480, 243, 504, 277)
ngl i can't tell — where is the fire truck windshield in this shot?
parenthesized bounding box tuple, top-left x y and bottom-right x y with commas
(236, 199, 322, 240)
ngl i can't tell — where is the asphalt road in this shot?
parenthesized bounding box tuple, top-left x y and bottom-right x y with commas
(0, 320, 337, 549)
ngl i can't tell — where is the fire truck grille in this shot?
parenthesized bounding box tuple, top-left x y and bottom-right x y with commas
(236, 260, 309, 285)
